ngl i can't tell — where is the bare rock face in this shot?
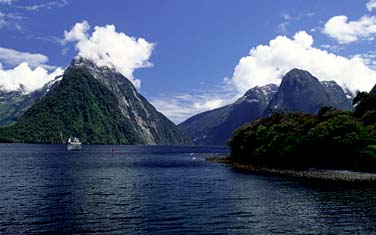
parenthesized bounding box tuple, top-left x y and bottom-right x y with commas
(70, 58, 189, 145)
(179, 84, 278, 146)
(181, 68, 353, 146)
(264, 69, 352, 116)
(321, 80, 353, 111)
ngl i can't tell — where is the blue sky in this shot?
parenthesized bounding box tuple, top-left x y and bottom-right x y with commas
(0, 0, 376, 123)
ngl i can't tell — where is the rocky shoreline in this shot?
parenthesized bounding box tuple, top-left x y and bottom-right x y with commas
(207, 157, 376, 183)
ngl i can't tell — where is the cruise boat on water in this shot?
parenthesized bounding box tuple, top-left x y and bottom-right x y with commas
(67, 137, 82, 151)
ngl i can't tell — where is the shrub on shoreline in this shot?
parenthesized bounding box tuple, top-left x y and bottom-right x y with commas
(228, 92, 376, 172)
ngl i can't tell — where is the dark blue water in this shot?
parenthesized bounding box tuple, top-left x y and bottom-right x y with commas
(1, 144, 376, 234)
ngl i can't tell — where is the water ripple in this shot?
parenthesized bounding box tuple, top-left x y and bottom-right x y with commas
(1, 144, 376, 234)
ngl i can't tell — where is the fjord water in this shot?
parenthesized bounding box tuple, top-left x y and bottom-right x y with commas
(1, 145, 376, 234)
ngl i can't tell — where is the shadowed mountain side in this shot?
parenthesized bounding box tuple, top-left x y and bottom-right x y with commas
(179, 84, 278, 146)
(264, 69, 352, 116)
(181, 68, 353, 146)
(0, 77, 61, 126)
(0, 58, 190, 145)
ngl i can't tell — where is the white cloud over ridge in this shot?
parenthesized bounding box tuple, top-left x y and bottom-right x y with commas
(0, 63, 63, 92)
(323, 15, 376, 44)
(151, 96, 227, 124)
(64, 21, 154, 88)
(367, 0, 376, 11)
(151, 87, 237, 124)
(154, 31, 376, 123)
(229, 31, 376, 94)
(0, 47, 62, 92)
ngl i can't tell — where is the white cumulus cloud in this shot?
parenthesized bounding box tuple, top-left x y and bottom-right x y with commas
(150, 82, 238, 124)
(367, 0, 376, 11)
(0, 63, 63, 92)
(323, 15, 376, 44)
(0, 47, 63, 92)
(63, 21, 90, 42)
(151, 93, 236, 124)
(64, 21, 154, 88)
(229, 31, 376, 94)
(0, 47, 54, 69)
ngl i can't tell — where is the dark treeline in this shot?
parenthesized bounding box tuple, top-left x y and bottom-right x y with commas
(228, 92, 376, 172)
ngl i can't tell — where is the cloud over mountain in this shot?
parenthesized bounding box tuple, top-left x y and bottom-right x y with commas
(229, 31, 376, 94)
(151, 93, 236, 124)
(0, 47, 54, 69)
(0, 63, 63, 92)
(0, 47, 62, 92)
(64, 21, 154, 88)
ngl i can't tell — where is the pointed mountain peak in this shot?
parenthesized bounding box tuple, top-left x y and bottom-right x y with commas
(264, 69, 352, 115)
(0, 59, 189, 145)
(283, 68, 318, 83)
(238, 84, 279, 105)
(285, 68, 311, 75)
(70, 56, 96, 67)
(67, 57, 136, 90)
(244, 84, 279, 97)
(69, 57, 117, 76)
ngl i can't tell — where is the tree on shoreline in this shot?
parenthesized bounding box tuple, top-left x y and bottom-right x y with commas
(228, 92, 376, 172)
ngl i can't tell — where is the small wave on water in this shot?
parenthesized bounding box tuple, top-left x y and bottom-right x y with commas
(0, 144, 376, 234)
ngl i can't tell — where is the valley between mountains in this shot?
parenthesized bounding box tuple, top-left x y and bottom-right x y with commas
(0, 57, 371, 147)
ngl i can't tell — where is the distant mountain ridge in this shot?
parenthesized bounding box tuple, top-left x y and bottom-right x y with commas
(264, 69, 352, 116)
(0, 57, 189, 144)
(179, 84, 278, 146)
(0, 76, 61, 126)
(180, 68, 353, 146)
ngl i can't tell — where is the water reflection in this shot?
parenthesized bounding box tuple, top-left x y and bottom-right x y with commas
(1, 144, 376, 234)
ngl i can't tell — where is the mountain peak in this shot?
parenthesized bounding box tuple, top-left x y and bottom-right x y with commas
(67, 57, 137, 92)
(264, 69, 351, 115)
(179, 83, 278, 146)
(0, 59, 189, 144)
(70, 57, 95, 67)
(286, 68, 310, 75)
(70, 57, 117, 77)
(244, 84, 278, 97)
(283, 68, 318, 83)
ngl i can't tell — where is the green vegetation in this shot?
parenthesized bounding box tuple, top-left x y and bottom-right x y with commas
(0, 91, 43, 126)
(0, 67, 142, 144)
(228, 92, 376, 172)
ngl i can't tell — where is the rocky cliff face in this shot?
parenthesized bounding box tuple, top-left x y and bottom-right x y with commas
(181, 68, 353, 146)
(321, 81, 353, 111)
(178, 84, 278, 146)
(0, 58, 189, 145)
(71, 58, 189, 145)
(264, 69, 352, 116)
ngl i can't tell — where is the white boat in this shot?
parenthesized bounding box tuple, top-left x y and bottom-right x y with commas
(67, 137, 82, 151)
